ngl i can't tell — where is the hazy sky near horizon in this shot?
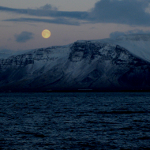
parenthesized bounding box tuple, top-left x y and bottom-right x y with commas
(1, 0, 150, 51)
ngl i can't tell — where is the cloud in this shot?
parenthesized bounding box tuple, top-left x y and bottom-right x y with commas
(110, 29, 150, 39)
(4, 18, 80, 26)
(89, 0, 150, 26)
(1, 0, 150, 26)
(0, 5, 88, 20)
(39, 4, 58, 11)
(14, 31, 34, 43)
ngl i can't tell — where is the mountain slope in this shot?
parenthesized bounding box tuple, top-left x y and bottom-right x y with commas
(112, 34, 150, 62)
(0, 36, 150, 92)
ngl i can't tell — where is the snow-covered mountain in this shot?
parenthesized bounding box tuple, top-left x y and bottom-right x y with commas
(0, 49, 32, 59)
(0, 34, 150, 92)
(114, 34, 150, 62)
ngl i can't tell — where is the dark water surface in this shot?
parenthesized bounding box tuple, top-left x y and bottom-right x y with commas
(0, 92, 150, 150)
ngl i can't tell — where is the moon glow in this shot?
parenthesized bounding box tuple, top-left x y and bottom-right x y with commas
(42, 29, 51, 38)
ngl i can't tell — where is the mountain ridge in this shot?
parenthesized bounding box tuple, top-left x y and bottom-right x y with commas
(0, 35, 150, 92)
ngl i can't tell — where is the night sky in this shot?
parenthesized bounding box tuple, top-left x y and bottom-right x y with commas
(1, 0, 150, 51)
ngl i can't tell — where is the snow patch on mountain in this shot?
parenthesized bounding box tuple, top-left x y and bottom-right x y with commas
(112, 34, 150, 62)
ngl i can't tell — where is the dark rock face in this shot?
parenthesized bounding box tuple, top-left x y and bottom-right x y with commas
(0, 40, 150, 92)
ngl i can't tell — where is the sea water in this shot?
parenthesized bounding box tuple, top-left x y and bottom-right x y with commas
(0, 92, 150, 150)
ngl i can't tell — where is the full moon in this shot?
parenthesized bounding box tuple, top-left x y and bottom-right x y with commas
(42, 29, 51, 38)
